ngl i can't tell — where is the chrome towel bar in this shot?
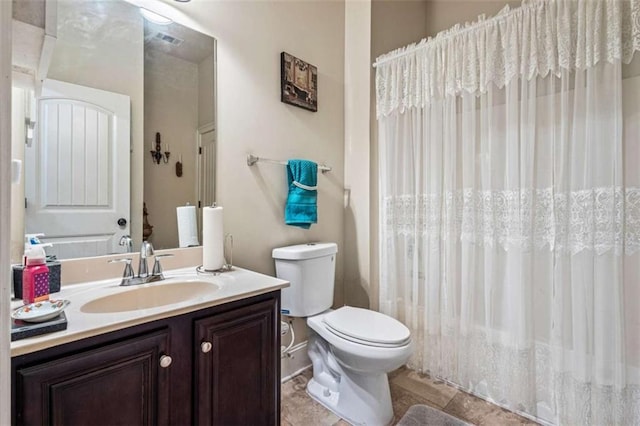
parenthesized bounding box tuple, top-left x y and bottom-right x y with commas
(247, 154, 332, 173)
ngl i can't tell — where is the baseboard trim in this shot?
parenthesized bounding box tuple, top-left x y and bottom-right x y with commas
(281, 341, 311, 383)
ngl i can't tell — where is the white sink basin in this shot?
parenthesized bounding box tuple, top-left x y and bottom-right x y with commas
(80, 280, 220, 313)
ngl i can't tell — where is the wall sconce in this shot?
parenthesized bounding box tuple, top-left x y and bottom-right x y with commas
(150, 132, 170, 164)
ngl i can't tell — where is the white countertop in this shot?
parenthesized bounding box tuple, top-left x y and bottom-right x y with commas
(11, 266, 289, 357)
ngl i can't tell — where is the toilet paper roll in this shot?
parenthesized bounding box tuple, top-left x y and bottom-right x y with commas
(177, 205, 199, 248)
(202, 206, 225, 270)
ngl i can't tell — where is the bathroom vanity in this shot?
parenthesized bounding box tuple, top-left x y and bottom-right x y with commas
(10, 267, 287, 425)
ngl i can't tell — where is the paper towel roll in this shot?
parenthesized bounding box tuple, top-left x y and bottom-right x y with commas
(11, 159, 22, 184)
(202, 206, 225, 270)
(177, 205, 199, 248)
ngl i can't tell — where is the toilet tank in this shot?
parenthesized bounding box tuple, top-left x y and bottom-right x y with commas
(272, 243, 338, 317)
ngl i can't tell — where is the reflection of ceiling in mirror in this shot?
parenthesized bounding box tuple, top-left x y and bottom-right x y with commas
(57, 0, 140, 47)
(49, 0, 216, 84)
(12, 0, 215, 69)
(144, 21, 215, 65)
(67, 0, 218, 66)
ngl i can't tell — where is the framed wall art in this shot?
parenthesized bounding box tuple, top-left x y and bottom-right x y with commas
(280, 52, 318, 112)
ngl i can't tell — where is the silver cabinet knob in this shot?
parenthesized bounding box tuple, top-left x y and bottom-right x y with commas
(201, 341, 212, 353)
(159, 355, 172, 368)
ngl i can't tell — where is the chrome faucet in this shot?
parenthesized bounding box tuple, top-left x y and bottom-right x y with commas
(119, 235, 133, 253)
(108, 241, 173, 286)
(138, 240, 153, 278)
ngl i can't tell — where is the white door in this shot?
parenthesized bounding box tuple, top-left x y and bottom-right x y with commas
(198, 123, 216, 207)
(25, 79, 130, 259)
(197, 123, 216, 240)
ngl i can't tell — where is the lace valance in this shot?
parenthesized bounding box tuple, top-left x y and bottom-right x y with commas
(375, 0, 640, 117)
(383, 187, 640, 256)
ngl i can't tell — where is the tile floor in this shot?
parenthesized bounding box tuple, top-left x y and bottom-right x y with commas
(281, 367, 539, 425)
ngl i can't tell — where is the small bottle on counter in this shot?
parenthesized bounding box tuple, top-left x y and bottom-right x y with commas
(22, 244, 50, 305)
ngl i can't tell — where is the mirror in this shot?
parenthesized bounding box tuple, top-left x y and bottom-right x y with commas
(10, 0, 216, 262)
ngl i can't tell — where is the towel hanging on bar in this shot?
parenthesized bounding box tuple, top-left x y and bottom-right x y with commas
(292, 181, 317, 191)
(285, 159, 318, 229)
(247, 154, 331, 173)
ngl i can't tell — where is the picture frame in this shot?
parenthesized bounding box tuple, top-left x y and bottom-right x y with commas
(280, 52, 318, 112)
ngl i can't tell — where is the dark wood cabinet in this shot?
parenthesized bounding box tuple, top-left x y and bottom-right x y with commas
(15, 329, 171, 426)
(194, 298, 278, 426)
(12, 291, 280, 426)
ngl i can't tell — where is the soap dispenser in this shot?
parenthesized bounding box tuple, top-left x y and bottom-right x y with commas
(22, 242, 51, 305)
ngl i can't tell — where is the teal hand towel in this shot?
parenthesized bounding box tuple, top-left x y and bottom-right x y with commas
(286, 159, 318, 229)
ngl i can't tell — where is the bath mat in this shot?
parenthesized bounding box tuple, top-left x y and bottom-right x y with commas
(396, 404, 470, 426)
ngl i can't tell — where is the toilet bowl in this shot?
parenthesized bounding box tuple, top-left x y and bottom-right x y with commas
(272, 243, 413, 426)
(306, 307, 412, 425)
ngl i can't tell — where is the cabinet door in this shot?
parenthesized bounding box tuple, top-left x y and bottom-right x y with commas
(14, 329, 171, 426)
(194, 297, 279, 426)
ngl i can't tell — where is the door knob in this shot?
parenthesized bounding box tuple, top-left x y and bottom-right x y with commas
(117, 218, 127, 227)
(159, 355, 172, 368)
(201, 341, 212, 353)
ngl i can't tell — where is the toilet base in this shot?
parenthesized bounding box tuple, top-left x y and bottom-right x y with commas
(307, 372, 393, 426)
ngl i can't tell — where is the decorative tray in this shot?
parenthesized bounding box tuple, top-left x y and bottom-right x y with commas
(11, 299, 70, 323)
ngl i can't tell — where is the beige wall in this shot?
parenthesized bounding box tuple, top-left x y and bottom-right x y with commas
(144, 50, 199, 249)
(156, 0, 345, 275)
(344, 0, 372, 309)
(47, 0, 145, 247)
(424, 1, 519, 37)
(198, 54, 215, 129)
(214, 1, 345, 342)
(371, 1, 429, 60)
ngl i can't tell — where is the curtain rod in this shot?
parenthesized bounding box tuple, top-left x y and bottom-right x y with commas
(246, 154, 332, 173)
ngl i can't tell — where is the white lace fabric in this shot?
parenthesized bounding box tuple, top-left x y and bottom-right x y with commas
(376, 1, 640, 425)
(401, 325, 640, 426)
(375, 0, 640, 117)
(383, 187, 640, 256)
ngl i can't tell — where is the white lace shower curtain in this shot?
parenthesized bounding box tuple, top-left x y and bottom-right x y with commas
(376, 1, 640, 424)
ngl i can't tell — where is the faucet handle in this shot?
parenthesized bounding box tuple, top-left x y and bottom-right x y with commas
(152, 253, 174, 278)
(109, 258, 134, 285)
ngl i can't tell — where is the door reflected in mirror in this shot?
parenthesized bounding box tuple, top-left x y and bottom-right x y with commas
(10, 0, 216, 262)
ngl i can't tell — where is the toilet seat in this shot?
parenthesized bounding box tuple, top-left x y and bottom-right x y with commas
(322, 306, 411, 348)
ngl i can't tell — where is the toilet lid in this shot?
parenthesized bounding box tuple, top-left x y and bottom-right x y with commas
(323, 306, 411, 346)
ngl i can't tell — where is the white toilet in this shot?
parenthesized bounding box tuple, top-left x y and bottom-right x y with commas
(273, 243, 412, 426)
